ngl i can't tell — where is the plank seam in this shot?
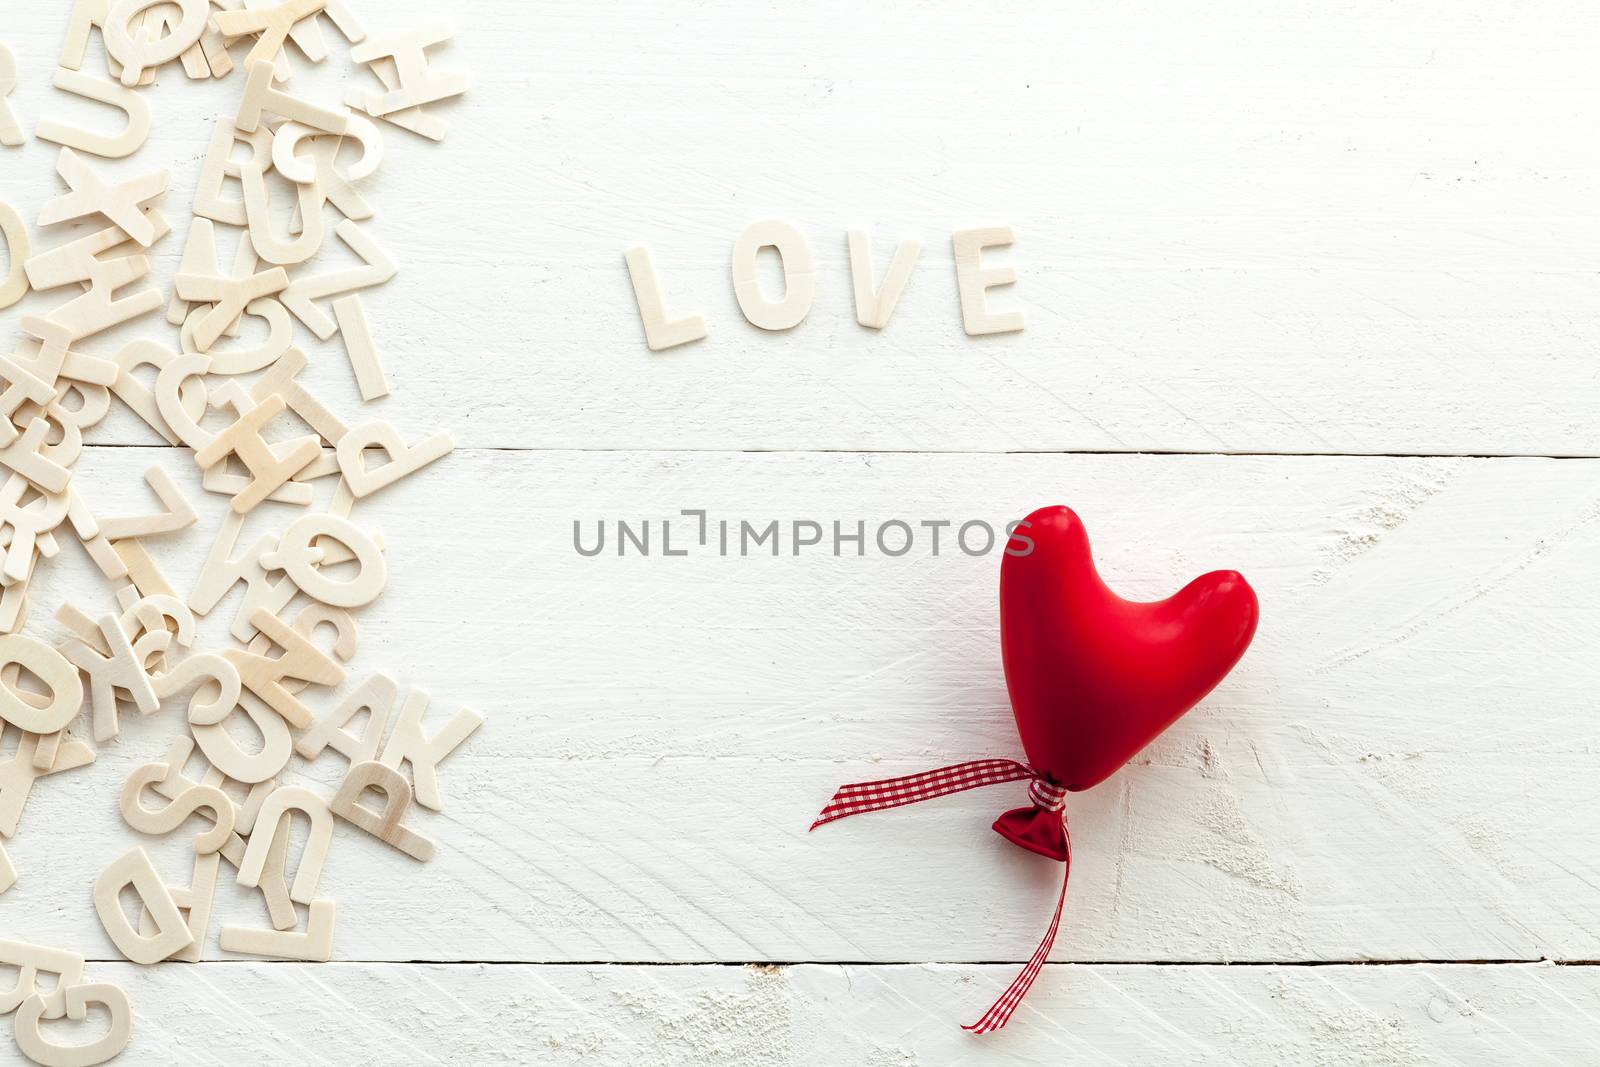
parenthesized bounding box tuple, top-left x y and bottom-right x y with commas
(76, 958, 1597, 967)
(64, 444, 1600, 460)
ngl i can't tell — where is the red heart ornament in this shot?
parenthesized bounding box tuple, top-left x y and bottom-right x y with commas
(810, 504, 1259, 1031)
(999, 504, 1258, 809)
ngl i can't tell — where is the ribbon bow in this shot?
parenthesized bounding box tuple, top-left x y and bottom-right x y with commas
(811, 758, 1071, 1033)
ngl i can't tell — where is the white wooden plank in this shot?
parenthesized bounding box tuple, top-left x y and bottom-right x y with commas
(1, 961, 1591, 1065)
(1, 1, 1598, 453)
(4, 447, 1598, 965)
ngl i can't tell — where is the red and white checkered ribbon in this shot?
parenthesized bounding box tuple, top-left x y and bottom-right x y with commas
(811, 758, 1071, 1034)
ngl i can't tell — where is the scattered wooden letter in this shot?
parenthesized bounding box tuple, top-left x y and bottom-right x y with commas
(191, 693, 293, 784)
(191, 393, 321, 513)
(349, 24, 467, 114)
(118, 760, 236, 852)
(37, 149, 168, 247)
(235, 785, 332, 904)
(138, 851, 218, 963)
(0, 43, 21, 147)
(96, 466, 197, 541)
(14, 982, 133, 1066)
(335, 419, 452, 498)
(331, 294, 388, 399)
(223, 607, 345, 728)
(0, 201, 29, 308)
(330, 760, 435, 861)
(104, 0, 209, 85)
(35, 67, 152, 158)
(295, 671, 396, 766)
(379, 686, 483, 811)
(94, 847, 193, 964)
(261, 512, 386, 608)
(0, 939, 87, 1016)
(220, 898, 334, 961)
(0, 635, 84, 735)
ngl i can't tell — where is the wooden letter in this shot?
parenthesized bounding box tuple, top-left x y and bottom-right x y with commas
(330, 760, 435, 861)
(191, 394, 320, 513)
(0, 940, 86, 1016)
(0, 43, 20, 147)
(379, 686, 482, 811)
(295, 672, 396, 765)
(35, 67, 151, 158)
(93, 847, 193, 964)
(222, 608, 345, 729)
(335, 420, 452, 498)
(731, 219, 814, 331)
(0, 635, 83, 735)
(951, 225, 1024, 336)
(0, 202, 29, 309)
(119, 761, 236, 853)
(235, 785, 332, 904)
(220, 898, 334, 961)
(14, 983, 132, 1066)
(847, 230, 920, 329)
(624, 245, 706, 351)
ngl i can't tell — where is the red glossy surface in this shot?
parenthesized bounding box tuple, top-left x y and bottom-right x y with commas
(999, 505, 1259, 794)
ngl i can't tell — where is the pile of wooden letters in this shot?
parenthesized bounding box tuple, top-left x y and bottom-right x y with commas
(0, 3, 475, 1062)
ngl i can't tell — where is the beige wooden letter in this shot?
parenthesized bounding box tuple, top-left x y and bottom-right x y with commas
(0, 202, 29, 309)
(0, 43, 21, 147)
(349, 24, 467, 114)
(295, 671, 397, 765)
(335, 420, 452, 498)
(951, 225, 1024, 336)
(731, 219, 814, 331)
(193, 120, 274, 226)
(14, 983, 132, 1066)
(623, 245, 706, 351)
(35, 67, 151, 158)
(235, 58, 350, 135)
(138, 851, 218, 963)
(192, 693, 293, 784)
(222, 608, 345, 729)
(188, 511, 296, 641)
(94, 847, 192, 964)
(62, 613, 158, 741)
(191, 394, 320, 513)
(235, 785, 332, 904)
(847, 230, 920, 330)
(104, 0, 208, 85)
(260, 512, 386, 608)
(37, 149, 168, 246)
(118, 760, 236, 852)
(0, 939, 86, 1016)
(330, 760, 435, 861)
(0, 635, 83, 735)
(220, 898, 334, 961)
(379, 686, 483, 811)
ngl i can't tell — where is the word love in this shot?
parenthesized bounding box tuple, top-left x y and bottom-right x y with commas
(624, 220, 1025, 351)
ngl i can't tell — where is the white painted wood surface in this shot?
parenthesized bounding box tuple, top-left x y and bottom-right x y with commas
(3, 1, 1599, 456)
(0, 0, 1597, 1062)
(17, 962, 1596, 1065)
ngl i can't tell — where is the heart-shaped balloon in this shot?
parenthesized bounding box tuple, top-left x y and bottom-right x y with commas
(999, 504, 1258, 805)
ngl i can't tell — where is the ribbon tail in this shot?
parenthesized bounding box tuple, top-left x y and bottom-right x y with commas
(809, 759, 1037, 830)
(962, 850, 1070, 1034)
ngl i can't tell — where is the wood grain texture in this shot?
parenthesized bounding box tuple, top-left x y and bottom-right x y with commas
(1, 1, 1598, 454)
(2, 448, 1596, 967)
(0, 961, 1590, 1065)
